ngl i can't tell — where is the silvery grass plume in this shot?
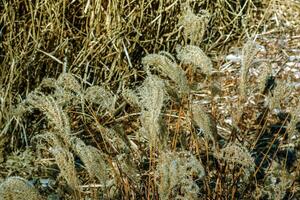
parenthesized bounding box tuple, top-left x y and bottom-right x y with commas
(84, 85, 117, 113)
(178, 2, 210, 45)
(56, 73, 82, 94)
(94, 122, 132, 154)
(34, 133, 80, 198)
(71, 137, 112, 187)
(156, 151, 205, 200)
(0, 176, 41, 200)
(56, 73, 82, 105)
(5, 149, 35, 176)
(122, 88, 140, 107)
(214, 142, 254, 183)
(142, 52, 189, 95)
(139, 74, 166, 149)
(35, 73, 82, 107)
(50, 146, 80, 198)
(286, 101, 300, 144)
(261, 163, 293, 200)
(214, 142, 254, 168)
(239, 40, 259, 102)
(191, 103, 216, 149)
(37, 78, 57, 94)
(269, 79, 293, 110)
(176, 44, 213, 76)
(26, 92, 72, 144)
(257, 62, 272, 93)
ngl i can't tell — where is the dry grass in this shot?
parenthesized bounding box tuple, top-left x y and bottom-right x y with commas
(0, 0, 300, 199)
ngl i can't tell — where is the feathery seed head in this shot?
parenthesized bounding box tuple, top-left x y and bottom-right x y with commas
(49, 146, 79, 193)
(71, 137, 110, 185)
(84, 85, 116, 112)
(191, 103, 216, 148)
(239, 39, 259, 101)
(157, 151, 205, 200)
(142, 53, 189, 94)
(57, 73, 82, 94)
(179, 3, 210, 45)
(176, 44, 213, 76)
(139, 75, 166, 149)
(0, 177, 41, 200)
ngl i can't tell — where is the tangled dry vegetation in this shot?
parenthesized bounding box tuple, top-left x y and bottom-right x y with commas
(1, 0, 300, 199)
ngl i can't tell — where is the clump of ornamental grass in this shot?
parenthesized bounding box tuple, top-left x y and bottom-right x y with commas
(0, 1, 295, 199)
(0, 176, 41, 200)
(156, 150, 205, 200)
(139, 74, 166, 149)
(176, 44, 213, 76)
(142, 53, 189, 95)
